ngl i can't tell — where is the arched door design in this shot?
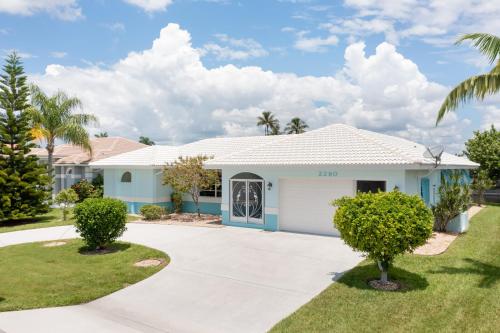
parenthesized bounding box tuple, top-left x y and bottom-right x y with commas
(230, 173, 264, 224)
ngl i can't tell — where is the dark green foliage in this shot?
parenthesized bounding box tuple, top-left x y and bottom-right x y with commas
(71, 179, 96, 202)
(171, 192, 183, 213)
(74, 198, 127, 250)
(333, 191, 433, 282)
(91, 173, 104, 198)
(139, 136, 155, 145)
(0, 52, 50, 220)
(140, 204, 166, 220)
(432, 171, 471, 231)
(464, 125, 500, 180)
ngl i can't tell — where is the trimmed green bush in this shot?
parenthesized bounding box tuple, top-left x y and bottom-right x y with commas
(333, 191, 433, 283)
(74, 198, 127, 250)
(140, 205, 166, 220)
(71, 179, 96, 202)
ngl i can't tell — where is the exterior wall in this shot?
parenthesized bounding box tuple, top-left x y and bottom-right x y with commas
(103, 168, 171, 214)
(220, 166, 408, 232)
(102, 168, 222, 215)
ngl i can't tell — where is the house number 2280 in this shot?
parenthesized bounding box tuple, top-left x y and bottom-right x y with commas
(318, 171, 338, 177)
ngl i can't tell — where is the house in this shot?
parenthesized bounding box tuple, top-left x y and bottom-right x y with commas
(90, 124, 478, 236)
(30, 137, 146, 194)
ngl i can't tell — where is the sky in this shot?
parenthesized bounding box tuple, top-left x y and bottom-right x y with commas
(1, 0, 499, 152)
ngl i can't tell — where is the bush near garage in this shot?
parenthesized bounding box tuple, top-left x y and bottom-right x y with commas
(332, 190, 433, 284)
(140, 205, 166, 220)
(74, 198, 127, 250)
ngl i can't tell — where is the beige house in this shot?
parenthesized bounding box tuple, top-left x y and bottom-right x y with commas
(31, 137, 146, 194)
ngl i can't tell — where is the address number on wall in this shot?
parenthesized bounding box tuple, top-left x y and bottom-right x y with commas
(318, 171, 338, 177)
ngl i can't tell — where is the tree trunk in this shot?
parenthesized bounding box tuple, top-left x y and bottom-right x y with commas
(47, 143, 55, 198)
(378, 259, 390, 284)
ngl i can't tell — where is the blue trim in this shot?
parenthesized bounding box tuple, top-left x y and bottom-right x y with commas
(222, 211, 278, 231)
(182, 201, 221, 215)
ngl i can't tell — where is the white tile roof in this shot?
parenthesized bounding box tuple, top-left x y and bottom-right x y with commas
(90, 124, 478, 169)
(90, 135, 283, 167)
(206, 124, 478, 168)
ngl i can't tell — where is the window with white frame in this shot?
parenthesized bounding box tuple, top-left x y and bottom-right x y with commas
(200, 171, 222, 197)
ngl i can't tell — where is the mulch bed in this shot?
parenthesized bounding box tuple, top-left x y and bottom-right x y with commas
(131, 213, 223, 228)
(368, 279, 401, 291)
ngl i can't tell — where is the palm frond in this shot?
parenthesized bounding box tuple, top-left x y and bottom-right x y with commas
(456, 33, 500, 64)
(436, 73, 500, 124)
(61, 123, 93, 155)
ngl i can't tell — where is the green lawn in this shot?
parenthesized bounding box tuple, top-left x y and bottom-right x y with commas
(0, 209, 140, 234)
(0, 239, 168, 311)
(271, 205, 500, 333)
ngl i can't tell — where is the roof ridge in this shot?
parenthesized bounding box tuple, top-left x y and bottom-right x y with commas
(344, 126, 417, 163)
(207, 133, 296, 162)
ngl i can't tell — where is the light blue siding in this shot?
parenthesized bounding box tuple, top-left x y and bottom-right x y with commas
(182, 201, 222, 215)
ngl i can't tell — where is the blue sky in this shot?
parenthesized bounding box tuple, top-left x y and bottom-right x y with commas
(1, 0, 499, 150)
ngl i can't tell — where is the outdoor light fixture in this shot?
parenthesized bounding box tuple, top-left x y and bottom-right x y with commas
(267, 181, 273, 190)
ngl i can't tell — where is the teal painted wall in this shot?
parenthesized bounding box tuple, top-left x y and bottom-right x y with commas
(182, 201, 222, 215)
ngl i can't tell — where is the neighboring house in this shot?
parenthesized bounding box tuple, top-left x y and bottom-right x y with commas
(31, 137, 146, 194)
(90, 124, 478, 236)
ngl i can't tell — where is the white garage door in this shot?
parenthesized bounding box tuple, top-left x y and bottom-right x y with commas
(279, 178, 354, 236)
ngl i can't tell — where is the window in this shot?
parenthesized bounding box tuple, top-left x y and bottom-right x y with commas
(121, 171, 132, 183)
(66, 168, 73, 175)
(200, 171, 222, 197)
(356, 180, 386, 193)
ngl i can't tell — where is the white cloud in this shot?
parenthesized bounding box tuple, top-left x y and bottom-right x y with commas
(293, 30, 339, 52)
(102, 22, 126, 32)
(330, 0, 500, 47)
(32, 23, 467, 151)
(3, 49, 37, 59)
(122, 0, 173, 13)
(50, 51, 67, 58)
(200, 34, 268, 60)
(0, 0, 83, 21)
(479, 104, 500, 130)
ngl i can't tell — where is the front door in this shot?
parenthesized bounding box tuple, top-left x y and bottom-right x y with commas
(230, 179, 264, 224)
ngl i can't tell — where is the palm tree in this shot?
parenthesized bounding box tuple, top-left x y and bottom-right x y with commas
(28, 85, 98, 179)
(437, 33, 500, 124)
(139, 136, 155, 145)
(285, 117, 308, 134)
(95, 132, 108, 138)
(270, 122, 281, 135)
(257, 111, 279, 135)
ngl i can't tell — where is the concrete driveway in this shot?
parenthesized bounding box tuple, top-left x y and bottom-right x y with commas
(0, 223, 362, 333)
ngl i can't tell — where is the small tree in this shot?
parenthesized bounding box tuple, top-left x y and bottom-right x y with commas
(464, 125, 499, 181)
(71, 179, 96, 202)
(55, 188, 78, 221)
(471, 170, 495, 206)
(139, 136, 155, 145)
(432, 171, 471, 231)
(163, 155, 219, 217)
(333, 191, 433, 284)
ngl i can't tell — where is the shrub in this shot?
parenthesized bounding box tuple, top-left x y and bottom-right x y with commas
(333, 191, 433, 283)
(71, 179, 96, 202)
(432, 170, 471, 231)
(171, 192, 183, 213)
(140, 205, 166, 220)
(54, 188, 78, 221)
(74, 198, 127, 250)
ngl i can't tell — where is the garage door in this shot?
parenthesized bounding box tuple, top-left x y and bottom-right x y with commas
(279, 179, 354, 236)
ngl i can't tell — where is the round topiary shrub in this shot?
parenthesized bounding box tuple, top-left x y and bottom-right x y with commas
(74, 198, 127, 250)
(333, 191, 433, 284)
(140, 205, 166, 221)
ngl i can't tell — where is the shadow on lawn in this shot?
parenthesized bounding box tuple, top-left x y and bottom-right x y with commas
(0, 215, 55, 228)
(78, 242, 131, 255)
(429, 258, 500, 288)
(332, 264, 429, 292)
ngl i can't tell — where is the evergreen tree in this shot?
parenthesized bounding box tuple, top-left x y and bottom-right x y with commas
(0, 52, 50, 220)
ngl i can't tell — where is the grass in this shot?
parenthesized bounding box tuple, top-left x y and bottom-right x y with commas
(0, 208, 141, 233)
(0, 239, 168, 311)
(271, 205, 500, 333)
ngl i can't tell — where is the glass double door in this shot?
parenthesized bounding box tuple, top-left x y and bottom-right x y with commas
(230, 179, 264, 224)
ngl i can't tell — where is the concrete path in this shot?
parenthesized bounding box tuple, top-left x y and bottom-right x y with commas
(0, 224, 362, 333)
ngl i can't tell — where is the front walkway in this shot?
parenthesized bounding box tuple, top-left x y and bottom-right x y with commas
(0, 224, 362, 333)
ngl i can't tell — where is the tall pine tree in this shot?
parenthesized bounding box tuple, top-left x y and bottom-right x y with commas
(0, 52, 50, 220)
